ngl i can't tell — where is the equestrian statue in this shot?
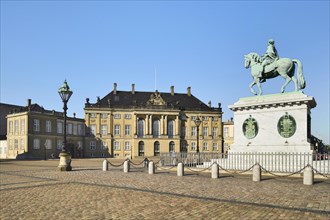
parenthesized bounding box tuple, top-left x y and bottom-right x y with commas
(244, 39, 305, 96)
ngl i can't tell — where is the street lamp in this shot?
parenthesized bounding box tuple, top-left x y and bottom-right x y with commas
(194, 116, 201, 153)
(194, 116, 202, 164)
(57, 80, 73, 171)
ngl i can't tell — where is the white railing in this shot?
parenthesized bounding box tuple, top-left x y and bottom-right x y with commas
(159, 152, 330, 174)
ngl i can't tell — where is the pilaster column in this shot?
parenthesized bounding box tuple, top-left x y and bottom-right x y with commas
(145, 116, 148, 135)
(176, 115, 179, 136)
(164, 115, 168, 135)
(160, 115, 164, 135)
(134, 114, 137, 135)
(149, 115, 153, 135)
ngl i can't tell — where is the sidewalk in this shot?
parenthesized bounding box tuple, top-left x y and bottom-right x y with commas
(1, 159, 329, 219)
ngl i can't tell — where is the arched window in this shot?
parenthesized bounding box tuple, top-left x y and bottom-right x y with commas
(180, 140, 187, 152)
(169, 141, 175, 152)
(138, 141, 144, 156)
(153, 119, 160, 138)
(138, 119, 144, 138)
(154, 141, 160, 156)
(168, 120, 174, 138)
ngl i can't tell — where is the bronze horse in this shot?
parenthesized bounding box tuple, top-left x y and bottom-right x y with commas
(244, 52, 305, 95)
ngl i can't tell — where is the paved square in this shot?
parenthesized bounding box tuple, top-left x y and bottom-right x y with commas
(1, 159, 329, 219)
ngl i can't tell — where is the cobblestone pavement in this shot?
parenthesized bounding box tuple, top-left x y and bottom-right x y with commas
(0, 159, 329, 220)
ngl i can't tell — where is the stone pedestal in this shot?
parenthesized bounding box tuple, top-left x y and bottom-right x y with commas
(57, 152, 72, 171)
(229, 92, 316, 153)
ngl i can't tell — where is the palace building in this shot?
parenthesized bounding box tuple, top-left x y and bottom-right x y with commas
(5, 99, 85, 159)
(84, 83, 223, 159)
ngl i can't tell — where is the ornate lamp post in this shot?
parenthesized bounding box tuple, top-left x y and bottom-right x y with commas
(57, 80, 73, 171)
(194, 116, 202, 164)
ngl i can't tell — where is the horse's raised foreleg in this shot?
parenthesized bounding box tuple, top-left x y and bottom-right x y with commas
(249, 81, 257, 95)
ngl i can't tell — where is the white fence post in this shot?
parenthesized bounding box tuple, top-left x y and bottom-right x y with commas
(124, 160, 130, 173)
(253, 164, 261, 182)
(177, 162, 184, 176)
(303, 166, 314, 185)
(149, 161, 155, 174)
(102, 159, 108, 171)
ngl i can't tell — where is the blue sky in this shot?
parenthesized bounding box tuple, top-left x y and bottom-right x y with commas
(1, 1, 329, 144)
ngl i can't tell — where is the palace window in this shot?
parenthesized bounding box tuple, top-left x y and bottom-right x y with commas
(77, 124, 83, 135)
(101, 113, 107, 119)
(138, 119, 144, 138)
(125, 114, 131, 119)
(14, 120, 19, 134)
(101, 141, 107, 150)
(57, 140, 63, 150)
(46, 120, 52, 133)
(33, 119, 40, 132)
(90, 113, 96, 118)
(90, 125, 96, 136)
(101, 124, 107, 136)
(203, 142, 208, 151)
(224, 127, 229, 137)
(168, 120, 174, 138)
(153, 120, 160, 138)
(191, 142, 196, 151)
(90, 141, 96, 150)
(57, 122, 63, 134)
(125, 125, 130, 136)
(138, 141, 144, 156)
(114, 114, 121, 119)
(33, 139, 40, 150)
(191, 126, 197, 136)
(9, 121, 13, 134)
(154, 141, 160, 156)
(114, 125, 120, 136)
(203, 127, 208, 136)
(169, 141, 175, 152)
(45, 139, 52, 150)
(67, 123, 73, 135)
(212, 143, 218, 151)
(114, 141, 120, 151)
(124, 141, 131, 151)
(212, 127, 218, 137)
(20, 119, 25, 134)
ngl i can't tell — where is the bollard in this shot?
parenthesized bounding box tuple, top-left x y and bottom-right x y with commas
(303, 166, 314, 185)
(148, 161, 155, 174)
(253, 164, 261, 182)
(124, 160, 130, 173)
(102, 159, 108, 171)
(177, 162, 184, 176)
(211, 163, 219, 179)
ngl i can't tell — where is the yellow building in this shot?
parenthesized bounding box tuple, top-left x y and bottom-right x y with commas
(223, 118, 234, 154)
(84, 84, 223, 159)
(6, 99, 85, 159)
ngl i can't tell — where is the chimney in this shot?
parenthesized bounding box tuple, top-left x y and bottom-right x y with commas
(132, 84, 135, 94)
(208, 101, 211, 107)
(27, 99, 31, 107)
(170, 86, 174, 96)
(187, 87, 191, 96)
(113, 83, 117, 94)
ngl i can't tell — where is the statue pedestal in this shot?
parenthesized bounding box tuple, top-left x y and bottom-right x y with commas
(57, 152, 72, 171)
(228, 92, 316, 153)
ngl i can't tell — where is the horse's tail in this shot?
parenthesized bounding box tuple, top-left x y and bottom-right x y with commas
(292, 59, 305, 89)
